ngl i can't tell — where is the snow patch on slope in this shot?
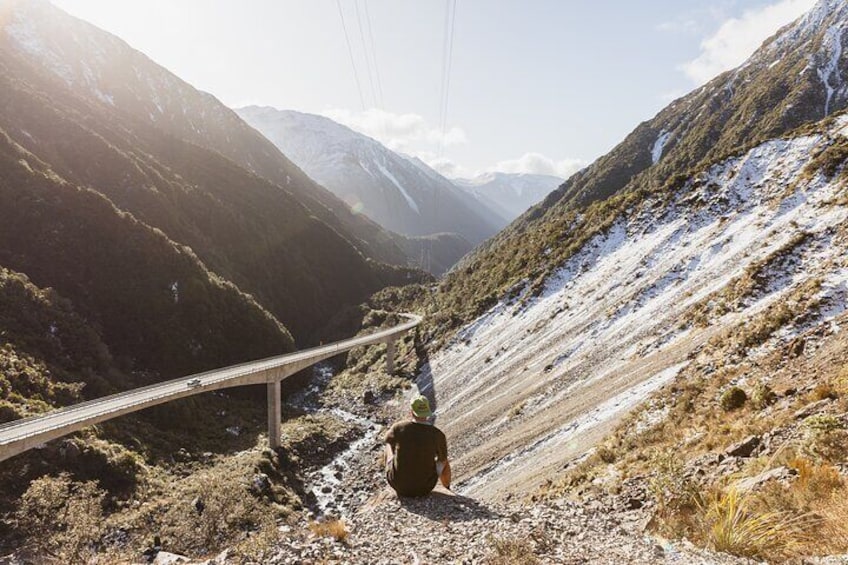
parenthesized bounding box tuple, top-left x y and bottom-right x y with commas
(459, 362, 688, 495)
(651, 130, 672, 164)
(818, 22, 845, 115)
(426, 125, 848, 499)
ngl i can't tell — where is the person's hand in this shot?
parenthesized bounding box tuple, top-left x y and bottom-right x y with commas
(439, 460, 452, 489)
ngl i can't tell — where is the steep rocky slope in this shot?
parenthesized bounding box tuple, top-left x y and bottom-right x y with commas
(236, 107, 506, 246)
(425, 113, 848, 500)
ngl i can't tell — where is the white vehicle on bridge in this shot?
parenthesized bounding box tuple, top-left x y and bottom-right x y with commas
(186, 378, 202, 388)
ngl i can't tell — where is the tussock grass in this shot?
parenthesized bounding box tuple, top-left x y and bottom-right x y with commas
(308, 519, 349, 542)
(233, 517, 281, 562)
(541, 299, 848, 561)
(699, 488, 799, 559)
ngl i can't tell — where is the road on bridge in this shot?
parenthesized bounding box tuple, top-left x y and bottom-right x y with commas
(0, 313, 421, 462)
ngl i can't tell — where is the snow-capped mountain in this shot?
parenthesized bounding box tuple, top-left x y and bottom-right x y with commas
(454, 172, 563, 222)
(236, 107, 507, 245)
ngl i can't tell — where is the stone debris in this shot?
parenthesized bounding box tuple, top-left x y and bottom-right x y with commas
(251, 488, 742, 565)
(724, 435, 761, 458)
(152, 551, 190, 564)
(734, 466, 795, 493)
(793, 398, 834, 420)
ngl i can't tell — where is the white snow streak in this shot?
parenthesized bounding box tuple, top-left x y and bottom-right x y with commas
(818, 22, 845, 116)
(376, 162, 420, 214)
(651, 130, 672, 164)
(458, 362, 688, 495)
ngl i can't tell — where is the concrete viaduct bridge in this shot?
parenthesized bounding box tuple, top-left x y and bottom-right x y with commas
(0, 313, 421, 463)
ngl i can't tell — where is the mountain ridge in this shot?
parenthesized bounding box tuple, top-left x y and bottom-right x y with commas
(425, 0, 848, 335)
(0, 0, 426, 344)
(236, 106, 507, 247)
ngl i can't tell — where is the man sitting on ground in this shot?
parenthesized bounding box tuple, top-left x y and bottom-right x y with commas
(384, 395, 451, 497)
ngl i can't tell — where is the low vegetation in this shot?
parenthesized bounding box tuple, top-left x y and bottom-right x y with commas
(542, 303, 848, 561)
(485, 535, 539, 565)
(698, 487, 797, 559)
(685, 232, 812, 329)
(719, 386, 748, 411)
(308, 518, 349, 542)
(0, 295, 422, 561)
(16, 474, 105, 563)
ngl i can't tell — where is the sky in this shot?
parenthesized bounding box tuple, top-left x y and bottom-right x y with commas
(52, 0, 818, 179)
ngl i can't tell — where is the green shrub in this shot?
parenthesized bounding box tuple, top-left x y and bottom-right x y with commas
(648, 448, 699, 534)
(720, 387, 748, 411)
(0, 399, 22, 423)
(16, 474, 105, 562)
(751, 382, 777, 410)
(802, 415, 848, 462)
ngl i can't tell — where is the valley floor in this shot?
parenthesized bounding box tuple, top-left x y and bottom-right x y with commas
(140, 377, 744, 565)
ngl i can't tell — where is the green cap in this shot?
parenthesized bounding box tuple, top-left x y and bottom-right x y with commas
(410, 395, 433, 419)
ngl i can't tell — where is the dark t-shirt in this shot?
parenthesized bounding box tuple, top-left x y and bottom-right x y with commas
(385, 420, 448, 497)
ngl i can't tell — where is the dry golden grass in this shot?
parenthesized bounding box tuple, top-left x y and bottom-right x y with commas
(749, 459, 848, 558)
(815, 493, 848, 553)
(308, 519, 349, 542)
(540, 307, 848, 561)
(698, 488, 799, 559)
(811, 381, 839, 401)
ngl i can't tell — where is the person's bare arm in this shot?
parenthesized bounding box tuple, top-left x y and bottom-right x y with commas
(436, 431, 450, 489)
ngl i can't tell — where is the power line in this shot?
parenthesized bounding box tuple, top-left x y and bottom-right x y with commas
(363, 0, 385, 108)
(437, 0, 457, 158)
(337, 0, 366, 111)
(428, 0, 457, 273)
(354, 0, 378, 108)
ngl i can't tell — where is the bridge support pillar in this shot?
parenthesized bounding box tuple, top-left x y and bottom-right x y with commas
(267, 379, 282, 450)
(386, 339, 396, 375)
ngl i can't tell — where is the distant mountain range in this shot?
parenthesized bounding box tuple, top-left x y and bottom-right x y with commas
(236, 107, 564, 273)
(453, 172, 563, 222)
(236, 107, 506, 245)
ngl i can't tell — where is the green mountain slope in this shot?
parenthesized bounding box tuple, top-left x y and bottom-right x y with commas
(0, 131, 294, 379)
(0, 0, 425, 344)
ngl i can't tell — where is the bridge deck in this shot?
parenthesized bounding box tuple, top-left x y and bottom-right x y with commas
(0, 314, 421, 462)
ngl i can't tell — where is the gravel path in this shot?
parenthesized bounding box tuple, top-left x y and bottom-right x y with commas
(262, 486, 740, 564)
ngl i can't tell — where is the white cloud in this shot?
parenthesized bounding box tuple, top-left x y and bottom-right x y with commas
(681, 0, 816, 85)
(317, 109, 582, 182)
(487, 153, 584, 179)
(656, 18, 700, 35)
(427, 157, 464, 178)
(320, 107, 467, 153)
